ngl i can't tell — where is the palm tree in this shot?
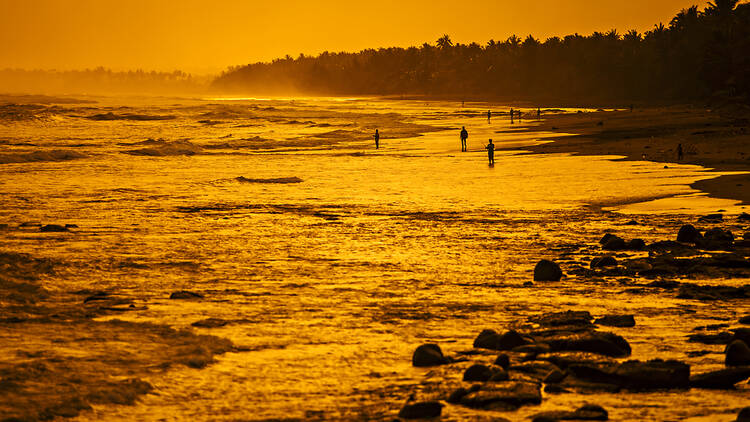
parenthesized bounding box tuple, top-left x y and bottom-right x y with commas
(436, 34, 453, 50)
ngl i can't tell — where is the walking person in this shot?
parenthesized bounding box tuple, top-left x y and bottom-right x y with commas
(374, 129, 380, 149)
(460, 126, 468, 152)
(485, 139, 495, 165)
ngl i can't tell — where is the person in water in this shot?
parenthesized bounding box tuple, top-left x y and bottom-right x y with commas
(460, 126, 468, 152)
(487, 110, 492, 122)
(537, 108, 541, 119)
(485, 139, 495, 164)
(510, 108, 514, 124)
(374, 129, 380, 149)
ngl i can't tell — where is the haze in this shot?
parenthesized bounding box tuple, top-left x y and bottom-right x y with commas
(1, 0, 704, 74)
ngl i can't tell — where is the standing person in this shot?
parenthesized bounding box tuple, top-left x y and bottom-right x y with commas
(677, 143, 684, 161)
(460, 126, 468, 152)
(487, 110, 492, 123)
(510, 108, 514, 124)
(485, 139, 495, 165)
(374, 129, 380, 149)
(537, 107, 541, 119)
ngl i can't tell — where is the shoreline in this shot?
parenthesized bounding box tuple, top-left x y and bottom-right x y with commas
(497, 105, 750, 206)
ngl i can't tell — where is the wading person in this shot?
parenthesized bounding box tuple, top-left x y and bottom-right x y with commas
(374, 129, 380, 149)
(460, 126, 468, 152)
(537, 107, 541, 119)
(510, 108, 514, 124)
(487, 110, 492, 123)
(485, 139, 495, 165)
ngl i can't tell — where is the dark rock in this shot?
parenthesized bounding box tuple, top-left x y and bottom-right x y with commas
(699, 213, 723, 222)
(744, 232, 750, 241)
(539, 352, 616, 370)
(688, 332, 733, 344)
(40, 224, 68, 232)
(740, 315, 750, 324)
(532, 404, 609, 421)
(523, 281, 535, 287)
(169, 290, 204, 300)
(64, 223, 78, 228)
(540, 331, 631, 357)
(474, 329, 502, 350)
(726, 340, 750, 366)
(191, 318, 228, 328)
(734, 328, 750, 345)
(512, 343, 551, 354)
(497, 330, 531, 350)
(594, 315, 635, 327)
(677, 283, 750, 300)
(447, 387, 469, 404)
(459, 381, 542, 410)
(544, 384, 569, 393)
(701, 227, 735, 250)
(626, 239, 646, 250)
(599, 233, 617, 244)
(602, 236, 627, 251)
(677, 224, 702, 243)
(533, 310, 593, 327)
(737, 406, 750, 421)
(534, 260, 563, 281)
(543, 369, 566, 384)
(739, 213, 750, 221)
(569, 359, 690, 390)
(412, 344, 449, 367)
(690, 367, 750, 389)
(624, 220, 639, 225)
(489, 368, 510, 382)
(494, 354, 510, 369)
(398, 401, 443, 419)
(509, 361, 561, 380)
(590, 256, 617, 269)
(464, 364, 496, 382)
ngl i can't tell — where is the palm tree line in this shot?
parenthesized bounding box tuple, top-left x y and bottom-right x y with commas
(212, 1, 750, 103)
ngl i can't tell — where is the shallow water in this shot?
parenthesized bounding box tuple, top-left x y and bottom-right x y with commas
(1, 97, 748, 421)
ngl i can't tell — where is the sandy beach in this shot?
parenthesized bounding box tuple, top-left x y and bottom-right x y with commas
(501, 105, 750, 205)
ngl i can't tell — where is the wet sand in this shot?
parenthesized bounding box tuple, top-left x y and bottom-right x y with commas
(500, 105, 750, 205)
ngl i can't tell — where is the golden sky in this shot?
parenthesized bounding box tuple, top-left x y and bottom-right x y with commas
(1, 0, 704, 74)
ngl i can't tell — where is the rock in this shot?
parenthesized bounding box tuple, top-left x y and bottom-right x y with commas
(489, 368, 510, 382)
(569, 359, 690, 390)
(543, 369, 566, 384)
(459, 381, 542, 410)
(169, 290, 204, 300)
(739, 213, 750, 221)
(532, 404, 609, 421)
(494, 353, 510, 369)
(726, 340, 750, 366)
(534, 260, 563, 281)
(594, 315, 635, 328)
(624, 220, 639, 225)
(412, 343, 449, 367)
(464, 364, 496, 382)
(677, 224, 702, 243)
(191, 318, 228, 328)
(590, 256, 617, 269)
(734, 328, 750, 345)
(677, 283, 750, 300)
(474, 329, 502, 350)
(737, 407, 750, 421)
(509, 361, 561, 380)
(699, 213, 723, 222)
(745, 232, 750, 241)
(40, 224, 68, 232)
(740, 315, 750, 324)
(497, 330, 531, 350)
(701, 227, 735, 250)
(544, 384, 569, 393)
(398, 401, 443, 419)
(602, 236, 627, 251)
(533, 310, 593, 327)
(540, 331, 631, 357)
(65, 223, 78, 228)
(626, 239, 646, 250)
(690, 367, 750, 389)
(625, 259, 652, 272)
(688, 332, 733, 344)
(512, 343, 551, 354)
(447, 387, 469, 404)
(599, 233, 617, 244)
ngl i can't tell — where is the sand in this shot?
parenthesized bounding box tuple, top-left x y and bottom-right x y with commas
(501, 105, 750, 205)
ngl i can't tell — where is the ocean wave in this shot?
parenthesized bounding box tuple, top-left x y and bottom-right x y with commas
(122, 139, 202, 156)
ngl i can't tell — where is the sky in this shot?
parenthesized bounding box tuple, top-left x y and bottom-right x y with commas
(1, 0, 708, 75)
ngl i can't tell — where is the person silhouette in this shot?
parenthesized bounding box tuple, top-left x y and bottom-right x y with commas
(677, 143, 684, 161)
(374, 129, 380, 149)
(510, 108, 514, 124)
(537, 108, 541, 119)
(518, 110, 522, 121)
(487, 110, 492, 123)
(460, 126, 468, 152)
(485, 139, 495, 165)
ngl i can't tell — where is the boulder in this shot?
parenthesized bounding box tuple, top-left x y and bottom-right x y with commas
(568, 359, 689, 390)
(677, 224, 702, 243)
(543, 369, 567, 384)
(497, 330, 531, 350)
(688, 332, 733, 344)
(677, 283, 750, 300)
(701, 228, 735, 250)
(626, 239, 646, 250)
(533, 310, 593, 327)
(540, 331, 631, 357)
(532, 404, 609, 421)
(594, 315, 635, 327)
(474, 329, 502, 350)
(602, 236, 627, 251)
(534, 260, 563, 281)
(740, 315, 750, 325)
(733, 328, 750, 345)
(726, 340, 750, 366)
(509, 361, 561, 380)
(599, 233, 617, 244)
(494, 354, 510, 369)
(739, 213, 750, 221)
(737, 407, 750, 422)
(690, 367, 750, 389)
(412, 343, 449, 367)
(590, 256, 617, 269)
(459, 381, 542, 410)
(398, 401, 443, 419)
(169, 290, 204, 299)
(464, 364, 497, 382)
(40, 224, 68, 232)
(699, 213, 723, 222)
